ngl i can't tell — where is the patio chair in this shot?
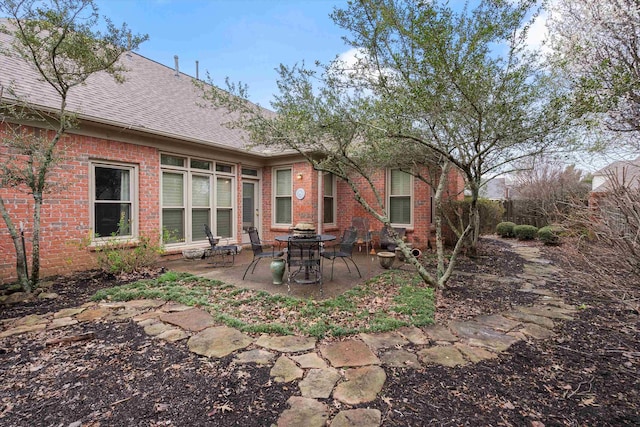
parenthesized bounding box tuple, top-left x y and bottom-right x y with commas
(287, 238, 322, 295)
(321, 226, 362, 280)
(351, 217, 373, 253)
(242, 227, 284, 279)
(203, 224, 237, 267)
(379, 226, 406, 251)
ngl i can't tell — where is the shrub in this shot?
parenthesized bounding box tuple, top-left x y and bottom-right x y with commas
(95, 234, 164, 275)
(496, 221, 516, 238)
(514, 224, 538, 240)
(538, 225, 561, 245)
(444, 198, 505, 236)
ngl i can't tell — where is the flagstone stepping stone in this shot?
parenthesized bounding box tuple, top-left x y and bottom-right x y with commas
(520, 323, 555, 340)
(107, 309, 143, 321)
(397, 326, 429, 345)
(144, 322, 175, 336)
(122, 299, 165, 309)
(255, 334, 317, 353)
(2, 292, 32, 305)
(188, 326, 253, 358)
(473, 314, 521, 332)
(418, 346, 466, 367)
(160, 302, 194, 312)
(271, 355, 304, 383)
(503, 310, 555, 329)
(136, 318, 158, 327)
(537, 297, 576, 311)
(14, 314, 49, 327)
(155, 328, 189, 343)
(514, 305, 574, 320)
(75, 307, 111, 322)
(319, 340, 380, 367)
(359, 331, 409, 350)
(333, 365, 386, 405)
(379, 349, 420, 368)
(234, 349, 276, 365)
(454, 343, 497, 363)
(160, 308, 215, 332)
(291, 352, 327, 369)
(277, 396, 328, 427)
(38, 292, 59, 300)
(331, 408, 382, 427)
(423, 324, 459, 343)
(449, 321, 518, 352)
(299, 367, 341, 398)
(0, 323, 47, 338)
(53, 308, 86, 319)
(47, 317, 78, 330)
(133, 311, 161, 322)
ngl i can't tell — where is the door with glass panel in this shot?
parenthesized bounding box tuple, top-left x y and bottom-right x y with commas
(242, 180, 259, 244)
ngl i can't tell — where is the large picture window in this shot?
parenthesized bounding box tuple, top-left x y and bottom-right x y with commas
(274, 168, 292, 225)
(161, 153, 235, 245)
(323, 173, 336, 225)
(388, 169, 412, 226)
(91, 162, 137, 239)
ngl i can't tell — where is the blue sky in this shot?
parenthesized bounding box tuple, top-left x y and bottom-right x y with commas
(95, 0, 351, 107)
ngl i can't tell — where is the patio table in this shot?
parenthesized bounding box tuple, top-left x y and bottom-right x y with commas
(275, 234, 336, 283)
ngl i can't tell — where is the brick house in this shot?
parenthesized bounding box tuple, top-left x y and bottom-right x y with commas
(0, 34, 464, 284)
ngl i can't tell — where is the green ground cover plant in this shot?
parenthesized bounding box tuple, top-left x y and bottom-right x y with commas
(92, 270, 435, 338)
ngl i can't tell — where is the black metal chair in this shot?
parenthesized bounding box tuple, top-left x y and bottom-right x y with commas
(321, 226, 362, 280)
(242, 226, 284, 279)
(287, 238, 322, 295)
(203, 224, 237, 267)
(379, 226, 406, 251)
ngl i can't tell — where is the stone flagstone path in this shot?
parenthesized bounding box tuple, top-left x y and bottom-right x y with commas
(0, 239, 576, 426)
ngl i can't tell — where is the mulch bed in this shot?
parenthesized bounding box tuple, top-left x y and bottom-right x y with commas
(1, 238, 638, 426)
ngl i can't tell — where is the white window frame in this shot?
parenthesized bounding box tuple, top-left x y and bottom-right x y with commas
(90, 161, 138, 242)
(273, 167, 293, 227)
(160, 153, 236, 246)
(323, 172, 337, 226)
(387, 169, 413, 227)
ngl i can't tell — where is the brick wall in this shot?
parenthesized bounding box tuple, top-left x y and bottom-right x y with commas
(0, 124, 160, 283)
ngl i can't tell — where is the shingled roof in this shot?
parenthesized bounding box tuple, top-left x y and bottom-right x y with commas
(0, 19, 270, 155)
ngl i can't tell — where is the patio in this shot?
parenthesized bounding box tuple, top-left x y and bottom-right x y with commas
(158, 246, 396, 299)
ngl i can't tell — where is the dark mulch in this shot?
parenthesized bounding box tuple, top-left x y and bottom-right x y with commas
(1, 238, 639, 426)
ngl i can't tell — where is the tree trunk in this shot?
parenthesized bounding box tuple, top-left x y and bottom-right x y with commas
(31, 192, 42, 287)
(0, 197, 31, 291)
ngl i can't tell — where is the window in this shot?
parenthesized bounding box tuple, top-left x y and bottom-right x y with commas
(388, 169, 412, 226)
(91, 162, 137, 239)
(323, 173, 336, 225)
(162, 171, 185, 243)
(274, 168, 292, 225)
(161, 153, 235, 245)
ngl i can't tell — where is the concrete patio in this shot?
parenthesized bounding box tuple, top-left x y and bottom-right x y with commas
(158, 245, 396, 299)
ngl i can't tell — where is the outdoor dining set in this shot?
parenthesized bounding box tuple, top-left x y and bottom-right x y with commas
(202, 218, 417, 295)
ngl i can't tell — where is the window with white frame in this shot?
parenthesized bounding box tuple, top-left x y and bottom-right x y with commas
(323, 173, 336, 225)
(161, 154, 235, 244)
(274, 168, 292, 225)
(91, 162, 137, 239)
(388, 169, 412, 226)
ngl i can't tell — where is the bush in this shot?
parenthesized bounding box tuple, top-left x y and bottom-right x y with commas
(95, 234, 164, 275)
(538, 225, 561, 245)
(444, 198, 505, 236)
(514, 224, 539, 240)
(496, 221, 516, 238)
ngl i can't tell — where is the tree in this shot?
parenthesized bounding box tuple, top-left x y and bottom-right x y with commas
(547, 0, 640, 138)
(200, 0, 569, 289)
(0, 0, 147, 291)
(512, 158, 591, 222)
